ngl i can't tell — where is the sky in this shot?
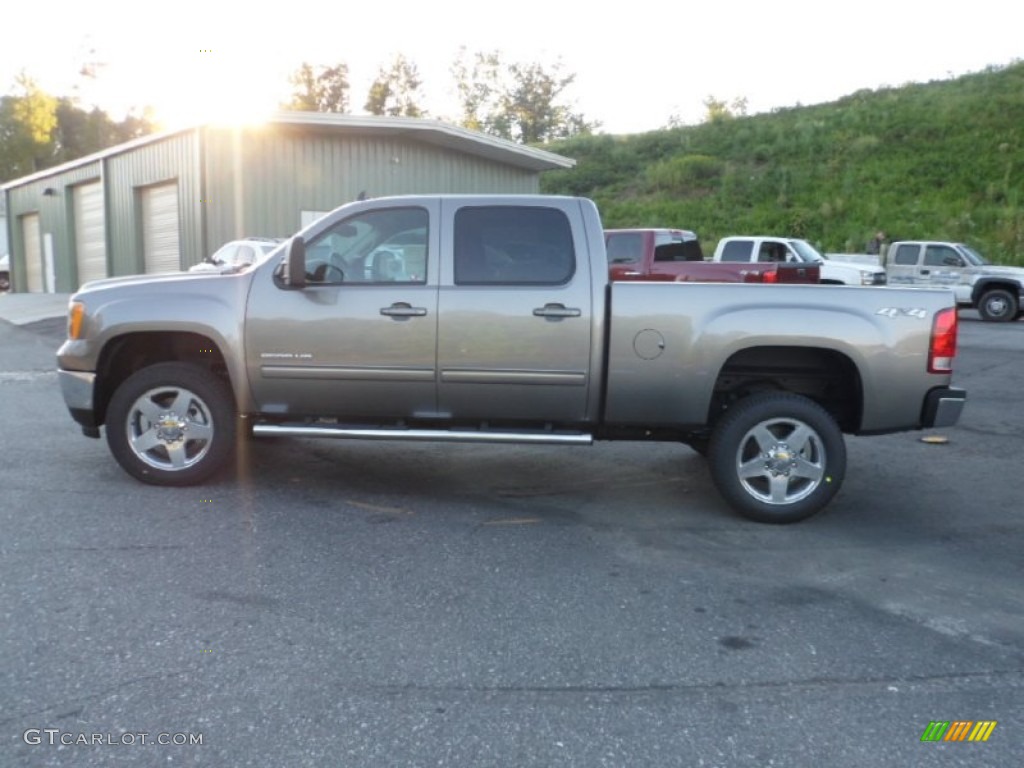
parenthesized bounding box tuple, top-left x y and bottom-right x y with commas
(3, 0, 1021, 135)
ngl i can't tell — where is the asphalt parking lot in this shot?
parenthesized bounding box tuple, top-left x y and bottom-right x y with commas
(1, 308, 1022, 767)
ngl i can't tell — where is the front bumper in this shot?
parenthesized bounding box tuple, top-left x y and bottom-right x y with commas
(921, 386, 967, 428)
(58, 369, 100, 434)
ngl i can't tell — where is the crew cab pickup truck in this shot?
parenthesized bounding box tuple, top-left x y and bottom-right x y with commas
(885, 241, 1024, 322)
(57, 195, 966, 523)
(712, 236, 887, 286)
(606, 229, 818, 284)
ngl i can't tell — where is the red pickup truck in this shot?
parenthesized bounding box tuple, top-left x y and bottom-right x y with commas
(605, 229, 819, 284)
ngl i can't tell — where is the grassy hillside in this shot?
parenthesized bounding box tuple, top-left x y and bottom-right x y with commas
(542, 62, 1024, 264)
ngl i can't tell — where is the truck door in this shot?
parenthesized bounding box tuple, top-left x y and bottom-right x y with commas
(919, 244, 967, 290)
(244, 201, 440, 419)
(436, 200, 593, 423)
(886, 243, 922, 286)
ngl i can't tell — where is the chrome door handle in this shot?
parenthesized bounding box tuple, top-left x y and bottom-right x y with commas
(380, 303, 427, 317)
(532, 303, 581, 319)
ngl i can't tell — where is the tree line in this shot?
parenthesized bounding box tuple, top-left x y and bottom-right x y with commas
(0, 51, 598, 183)
(282, 49, 599, 145)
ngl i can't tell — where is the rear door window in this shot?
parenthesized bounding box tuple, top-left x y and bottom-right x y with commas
(454, 206, 575, 285)
(720, 240, 754, 262)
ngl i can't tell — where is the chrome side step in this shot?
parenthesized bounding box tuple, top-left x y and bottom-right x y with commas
(251, 424, 594, 446)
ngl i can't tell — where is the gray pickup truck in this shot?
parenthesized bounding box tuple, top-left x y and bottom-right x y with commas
(57, 195, 966, 523)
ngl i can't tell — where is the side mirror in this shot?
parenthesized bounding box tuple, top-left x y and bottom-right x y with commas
(943, 256, 963, 267)
(284, 237, 306, 289)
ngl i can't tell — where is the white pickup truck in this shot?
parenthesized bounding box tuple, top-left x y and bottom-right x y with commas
(713, 236, 887, 286)
(885, 241, 1024, 322)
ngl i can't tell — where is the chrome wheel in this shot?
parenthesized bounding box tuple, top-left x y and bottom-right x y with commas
(107, 363, 236, 486)
(735, 418, 825, 505)
(708, 392, 845, 523)
(124, 385, 216, 471)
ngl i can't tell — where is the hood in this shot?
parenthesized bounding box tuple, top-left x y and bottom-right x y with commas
(76, 270, 244, 296)
(975, 265, 1024, 279)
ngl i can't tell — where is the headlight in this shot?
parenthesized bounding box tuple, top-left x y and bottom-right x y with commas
(860, 271, 875, 285)
(68, 301, 86, 339)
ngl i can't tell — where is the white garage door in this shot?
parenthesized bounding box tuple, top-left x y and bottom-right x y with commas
(22, 214, 44, 292)
(141, 182, 181, 274)
(73, 181, 107, 287)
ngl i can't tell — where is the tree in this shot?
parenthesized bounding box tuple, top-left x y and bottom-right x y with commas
(52, 99, 155, 162)
(365, 55, 425, 117)
(451, 49, 599, 144)
(703, 95, 749, 123)
(1, 75, 157, 182)
(0, 74, 59, 177)
(284, 62, 350, 113)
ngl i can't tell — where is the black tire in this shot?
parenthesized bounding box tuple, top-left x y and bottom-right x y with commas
(707, 392, 845, 524)
(977, 288, 1018, 322)
(106, 362, 236, 486)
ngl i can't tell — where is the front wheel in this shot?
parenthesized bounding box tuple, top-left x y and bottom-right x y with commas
(106, 363, 236, 485)
(977, 288, 1018, 322)
(707, 393, 845, 523)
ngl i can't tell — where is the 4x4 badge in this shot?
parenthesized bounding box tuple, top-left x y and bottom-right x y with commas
(877, 307, 928, 319)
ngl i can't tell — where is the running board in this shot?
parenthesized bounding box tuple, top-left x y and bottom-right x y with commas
(251, 424, 594, 446)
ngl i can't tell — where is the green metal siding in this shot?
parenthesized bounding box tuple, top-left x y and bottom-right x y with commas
(5, 162, 101, 291)
(4, 121, 552, 284)
(201, 126, 539, 254)
(104, 130, 202, 275)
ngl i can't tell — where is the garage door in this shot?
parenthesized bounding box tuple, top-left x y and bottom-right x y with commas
(141, 182, 181, 274)
(73, 181, 107, 287)
(22, 214, 43, 292)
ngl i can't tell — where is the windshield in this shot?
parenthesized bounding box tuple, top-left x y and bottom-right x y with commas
(958, 245, 989, 266)
(788, 239, 825, 262)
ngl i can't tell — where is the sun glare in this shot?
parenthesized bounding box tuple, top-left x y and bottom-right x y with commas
(117, 45, 288, 131)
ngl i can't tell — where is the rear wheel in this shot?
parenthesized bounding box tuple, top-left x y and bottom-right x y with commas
(106, 363, 236, 485)
(977, 288, 1018, 322)
(707, 393, 845, 523)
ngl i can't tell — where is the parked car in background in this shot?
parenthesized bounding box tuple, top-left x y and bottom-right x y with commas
(884, 241, 1024, 322)
(712, 236, 887, 286)
(605, 229, 819, 284)
(189, 238, 283, 274)
(0, 254, 9, 292)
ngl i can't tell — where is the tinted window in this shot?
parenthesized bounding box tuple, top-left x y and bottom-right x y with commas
(605, 233, 643, 264)
(720, 240, 753, 262)
(654, 243, 698, 262)
(454, 206, 575, 285)
(892, 244, 919, 265)
(304, 207, 428, 284)
(924, 245, 961, 267)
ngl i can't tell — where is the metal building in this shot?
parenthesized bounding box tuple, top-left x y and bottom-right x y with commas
(1, 113, 574, 293)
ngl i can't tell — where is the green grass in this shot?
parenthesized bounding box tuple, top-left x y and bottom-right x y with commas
(541, 62, 1024, 266)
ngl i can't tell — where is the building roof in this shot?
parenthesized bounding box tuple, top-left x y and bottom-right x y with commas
(1, 113, 575, 190)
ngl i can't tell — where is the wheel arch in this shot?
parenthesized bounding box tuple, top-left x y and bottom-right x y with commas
(94, 332, 235, 427)
(707, 345, 863, 433)
(971, 279, 1022, 305)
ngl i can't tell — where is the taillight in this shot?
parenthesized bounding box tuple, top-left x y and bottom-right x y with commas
(762, 270, 778, 284)
(928, 307, 957, 373)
